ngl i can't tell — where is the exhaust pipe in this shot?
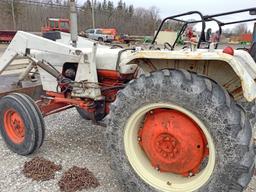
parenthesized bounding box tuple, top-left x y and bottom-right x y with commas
(70, 0, 78, 47)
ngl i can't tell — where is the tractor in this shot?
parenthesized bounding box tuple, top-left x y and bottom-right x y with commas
(41, 18, 70, 33)
(0, 1, 255, 191)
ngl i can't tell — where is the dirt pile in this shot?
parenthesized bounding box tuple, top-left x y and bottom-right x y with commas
(58, 166, 99, 192)
(23, 157, 62, 181)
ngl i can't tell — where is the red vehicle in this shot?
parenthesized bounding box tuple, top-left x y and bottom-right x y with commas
(41, 18, 70, 33)
(101, 28, 118, 36)
(0, 30, 17, 43)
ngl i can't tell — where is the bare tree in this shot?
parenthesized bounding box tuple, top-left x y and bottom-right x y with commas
(2, 0, 23, 30)
(234, 23, 248, 35)
(0, 0, 161, 35)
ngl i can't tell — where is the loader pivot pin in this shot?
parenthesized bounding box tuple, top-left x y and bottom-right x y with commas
(138, 109, 208, 176)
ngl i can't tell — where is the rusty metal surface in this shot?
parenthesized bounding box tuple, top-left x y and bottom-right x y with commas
(0, 73, 43, 100)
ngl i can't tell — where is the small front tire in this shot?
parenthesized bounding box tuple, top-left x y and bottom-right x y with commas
(0, 93, 45, 155)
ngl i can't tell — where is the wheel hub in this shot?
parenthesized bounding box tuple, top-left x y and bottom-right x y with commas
(4, 109, 25, 144)
(154, 133, 180, 160)
(138, 109, 208, 176)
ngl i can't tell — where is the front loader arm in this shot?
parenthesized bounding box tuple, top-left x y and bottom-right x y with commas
(0, 31, 79, 75)
(0, 31, 101, 99)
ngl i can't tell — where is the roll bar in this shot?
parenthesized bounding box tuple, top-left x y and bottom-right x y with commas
(152, 11, 206, 49)
(151, 7, 256, 49)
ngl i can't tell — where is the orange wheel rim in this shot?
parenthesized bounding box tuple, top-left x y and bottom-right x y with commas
(138, 109, 209, 176)
(4, 109, 25, 144)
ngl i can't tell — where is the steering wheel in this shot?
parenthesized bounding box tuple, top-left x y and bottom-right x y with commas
(110, 44, 124, 49)
(236, 47, 249, 52)
(182, 45, 189, 49)
(149, 45, 161, 50)
(164, 42, 172, 50)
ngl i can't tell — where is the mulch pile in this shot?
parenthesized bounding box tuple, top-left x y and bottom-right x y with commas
(58, 166, 100, 192)
(23, 157, 62, 181)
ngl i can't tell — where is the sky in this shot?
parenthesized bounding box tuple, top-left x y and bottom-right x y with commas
(91, 0, 256, 32)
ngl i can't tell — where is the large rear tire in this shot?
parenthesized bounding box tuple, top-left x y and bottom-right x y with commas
(0, 93, 45, 155)
(106, 69, 255, 192)
(239, 101, 256, 132)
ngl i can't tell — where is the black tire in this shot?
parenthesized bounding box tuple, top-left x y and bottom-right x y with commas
(239, 101, 256, 152)
(239, 100, 256, 131)
(76, 107, 105, 121)
(98, 37, 104, 42)
(106, 69, 255, 192)
(0, 93, 45, 155)
(13, 93, 45, 147)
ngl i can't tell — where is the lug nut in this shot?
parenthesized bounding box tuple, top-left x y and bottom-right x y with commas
(155, 166, 160, 171)
(149, 110, 154, 115)
(137, 137, 142, 142)
(189, 172, 193, 177)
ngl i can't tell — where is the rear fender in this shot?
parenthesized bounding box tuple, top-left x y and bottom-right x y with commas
(120, 50, 256, 102)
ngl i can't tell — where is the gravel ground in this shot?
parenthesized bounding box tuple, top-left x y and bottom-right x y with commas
(0, 108, 122, 192)
(0, 108, 255, 192)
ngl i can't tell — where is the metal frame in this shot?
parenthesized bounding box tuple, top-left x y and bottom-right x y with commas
(152, 11, 206, 49)
(152, 8, 256, 49)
